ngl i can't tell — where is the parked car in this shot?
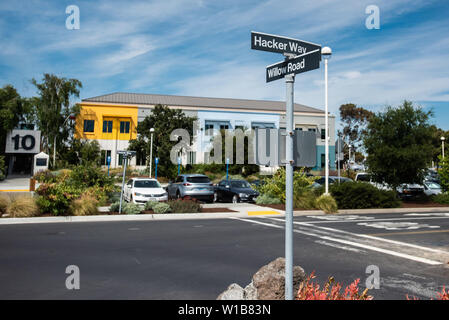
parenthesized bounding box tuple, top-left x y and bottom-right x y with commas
(214, 179, 259, 203)
(423, 181, 442, 196)
(354, 172, 392, 191)
(167, 174, 214, 203)
(396, 184, 425, 199)
(124, 178, 168, 204)
(311, 176, 353, 188)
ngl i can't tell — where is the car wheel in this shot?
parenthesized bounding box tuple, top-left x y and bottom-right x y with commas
(232, 195, 239, 204)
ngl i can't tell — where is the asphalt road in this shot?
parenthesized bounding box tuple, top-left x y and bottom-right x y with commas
(0, 211, 448, 300)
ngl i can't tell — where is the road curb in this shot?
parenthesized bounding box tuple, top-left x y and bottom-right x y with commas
(0, 207, 447, 225)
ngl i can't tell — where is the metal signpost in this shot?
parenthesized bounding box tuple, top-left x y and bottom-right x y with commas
(177, 157, 182, 176)
(155, 157, 159, 180)
(226, 158, 230, 180)
(252, 31, 322, 300)
(118, 150, 136, 214)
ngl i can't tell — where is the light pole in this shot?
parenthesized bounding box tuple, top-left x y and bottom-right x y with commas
(322, 46, 332, 195)
(149, 128, 155, 177)
(442, 137, 446, 159)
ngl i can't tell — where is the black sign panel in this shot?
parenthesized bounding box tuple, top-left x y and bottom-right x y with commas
(251, 31, 321, 58)
(266, 49, 321, 82)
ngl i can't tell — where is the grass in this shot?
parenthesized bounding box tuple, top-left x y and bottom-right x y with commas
(69, 195, 99, 216)
(6, 195, 39, 218)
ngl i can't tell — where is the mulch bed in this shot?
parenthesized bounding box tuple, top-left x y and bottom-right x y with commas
(106, 207, 237, 215)
(400, 201, 449, 208)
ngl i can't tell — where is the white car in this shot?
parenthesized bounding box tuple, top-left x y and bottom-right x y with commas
(124, 178, 168, 205)
(423, 181, 442, 196)
(354, 172, 392, 191)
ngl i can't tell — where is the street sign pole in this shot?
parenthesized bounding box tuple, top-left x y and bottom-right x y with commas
(285, 72, 295, 300)
(119, 156, 128, 214)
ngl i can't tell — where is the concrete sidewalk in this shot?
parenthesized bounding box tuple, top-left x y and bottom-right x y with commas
(0, 176, 32, 192)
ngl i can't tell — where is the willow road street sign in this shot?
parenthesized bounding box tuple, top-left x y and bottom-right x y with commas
(266, 49, 321, 82)
(251, 31, 321, 57)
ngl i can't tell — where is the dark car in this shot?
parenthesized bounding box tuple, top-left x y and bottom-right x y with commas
(311, 176, 353, 188)
(214, 179, 259, 203)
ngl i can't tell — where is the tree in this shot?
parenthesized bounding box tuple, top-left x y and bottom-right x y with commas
(339, 103, 374, 156)
(128, 105, 197, 178)
(30, 74, 82, 167)
(429, 125, 449, 165)
(364, 101, 434, 188)
(437, 155, 449, 192)
(0, 85, 29, 154)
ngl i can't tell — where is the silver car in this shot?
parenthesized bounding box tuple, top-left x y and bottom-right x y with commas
(167, 174, 214, 202)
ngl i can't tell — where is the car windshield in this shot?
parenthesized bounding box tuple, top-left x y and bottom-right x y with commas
(231, 181, 251, 188)
(134, 180, 161, 188)
(357, 174, 371, 182)
(426, 182, 441, 189)
(186, 176, 211, 183)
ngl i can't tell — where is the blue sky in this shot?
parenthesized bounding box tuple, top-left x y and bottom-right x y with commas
(1, 0, 449, 129)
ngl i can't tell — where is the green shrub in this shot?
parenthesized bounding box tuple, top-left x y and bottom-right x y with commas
(167, 199, 201, 213)
(144, 200, 160, 211)
(122, 203, 142, 215)
(7, 195, 39, 217)
(33, 170, 57, 183)
(110, 201, 121, 212)
(69, 195, 98, 216)
(256, 193, 282, 205)
(35, 183, 83, 215)
(315, 194, 338, 214)
(432, 193, 449, 205)
(330, 182, 401, 209)
(153, 202, 171, 214)
(438, 155, 449, 192)
(256, 168, 316, 203)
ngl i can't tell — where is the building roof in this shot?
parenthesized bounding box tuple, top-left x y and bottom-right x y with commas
(82, 92, 324, 114)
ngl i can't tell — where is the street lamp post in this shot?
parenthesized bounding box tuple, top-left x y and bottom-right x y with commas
(322, 46, 332, 195)
(442, 137, 446, 159)
(149, 128, 155, 177)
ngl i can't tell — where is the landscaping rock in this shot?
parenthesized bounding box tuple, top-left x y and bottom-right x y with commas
(217, 283, 245, 300)
(252, 257, 306, 300)
(217, 257, 306, 300)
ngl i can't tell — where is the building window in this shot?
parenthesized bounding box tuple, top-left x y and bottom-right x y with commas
(188, 151, 196, 164)
(251, 122, 275, 129)
(120, 121, 130, 134)
(220, 124, 229, 130)
(321, 154, 325, 168)
(103, 120, 113, 133)
(118, 154, 123, 166)
(100, 150, 111, 166)
(83, 120, 95, 133)
(321, 129, 326, 140)
(205, 124, 214, 131)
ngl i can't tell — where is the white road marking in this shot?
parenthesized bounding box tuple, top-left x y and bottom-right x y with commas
(302, 216, 449, 224)
(274, 218, 449, 254)
(405, 213, 449, 217)
(232, 217, 443, 265)
(314, 240, 365, 253)
(357, 221, 440, 231)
